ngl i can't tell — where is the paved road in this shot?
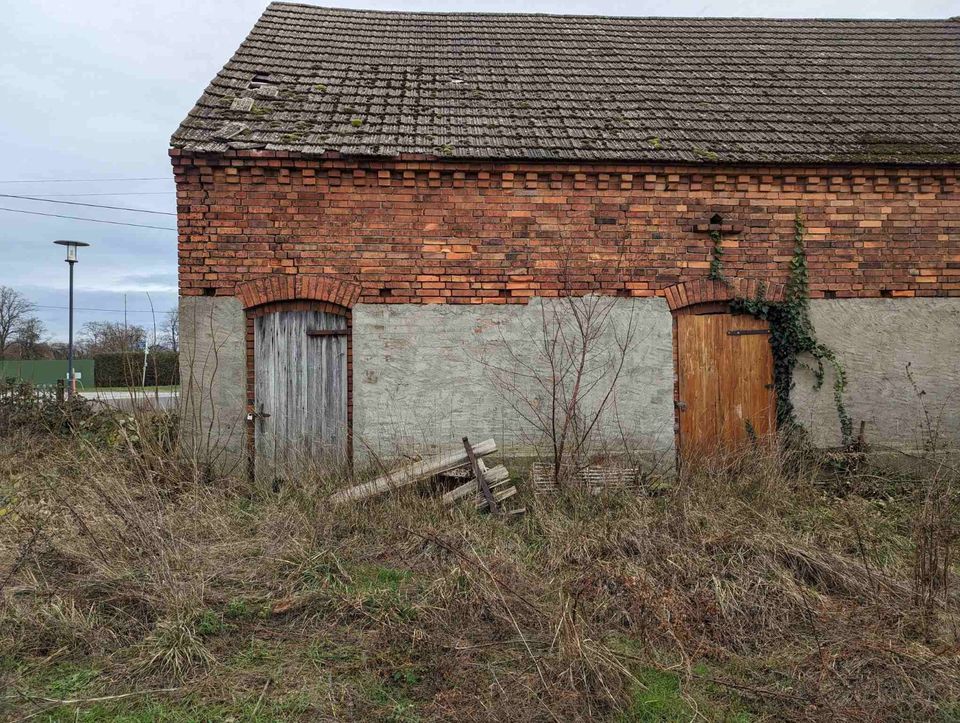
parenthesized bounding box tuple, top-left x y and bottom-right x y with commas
(78, 389, 178, 411)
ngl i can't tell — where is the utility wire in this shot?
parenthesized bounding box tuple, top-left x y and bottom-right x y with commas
(0, 177, 171, 184)
(0, 193, 175, 216)
(35, 304, 161, 314)
(0, 206, 176, 231)
(26, 192, 175, 198)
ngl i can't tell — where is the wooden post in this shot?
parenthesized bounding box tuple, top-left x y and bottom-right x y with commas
(56, 379, 65, 405)
(463, 436, 500, 515)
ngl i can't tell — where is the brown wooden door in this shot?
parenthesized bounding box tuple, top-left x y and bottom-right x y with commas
(676, 311, 775, 459)
(254, 309, 347, 480)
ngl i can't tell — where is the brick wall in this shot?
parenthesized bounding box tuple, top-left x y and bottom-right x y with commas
(171, 150, 960, 302)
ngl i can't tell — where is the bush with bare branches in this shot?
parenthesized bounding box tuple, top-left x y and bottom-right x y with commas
(2, 412, 960, 720)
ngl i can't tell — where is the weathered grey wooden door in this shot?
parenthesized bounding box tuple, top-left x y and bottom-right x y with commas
(254, 309, 347, 480)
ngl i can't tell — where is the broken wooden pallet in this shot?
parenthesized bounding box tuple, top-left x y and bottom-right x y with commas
(329, 436, 524, 516)
(330, 438, 497, 503)
(445, 437, 524, 517)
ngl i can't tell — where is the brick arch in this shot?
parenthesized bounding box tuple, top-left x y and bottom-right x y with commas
(663, 277, 786, 312)
(236, 273, 362, 310)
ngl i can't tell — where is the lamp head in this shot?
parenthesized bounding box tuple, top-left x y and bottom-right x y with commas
(54, 240, 90, 262)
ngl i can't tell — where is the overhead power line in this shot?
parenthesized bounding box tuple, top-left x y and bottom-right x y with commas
(35, 304, 162, 314)
(0, 176, 171, 184)
(28, 192, 175, 198)
(0, 206, 176, 231)
(0, 193, 176, 216)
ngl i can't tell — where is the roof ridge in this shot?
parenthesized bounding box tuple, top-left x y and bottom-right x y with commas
(267, 1, 955, 23)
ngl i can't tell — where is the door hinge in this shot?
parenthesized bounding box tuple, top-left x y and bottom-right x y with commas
(675, 400, 687, 411)
(727, 329, 771, 336)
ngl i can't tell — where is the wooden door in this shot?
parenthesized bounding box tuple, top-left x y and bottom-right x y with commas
(254, 309, 347, 480)
(676, 311, 775, 459)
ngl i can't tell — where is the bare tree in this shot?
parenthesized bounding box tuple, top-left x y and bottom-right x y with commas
(162, 307, 179, 352)
(0, 286, 35, 359)
(79, 321, 146, 355)
(12, 317, 46, 358)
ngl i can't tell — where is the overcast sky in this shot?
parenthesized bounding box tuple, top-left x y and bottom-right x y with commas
(1, 0, 955, 341)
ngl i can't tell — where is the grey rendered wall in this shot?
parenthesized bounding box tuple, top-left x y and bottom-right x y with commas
(179, 294, 959, 475)
(352, 297, 676, 461)
(792, 298, 960, 450)
(179, 296, 248, 473)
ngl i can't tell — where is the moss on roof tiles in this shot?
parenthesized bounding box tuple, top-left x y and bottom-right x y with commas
(171, 3, 960, 164)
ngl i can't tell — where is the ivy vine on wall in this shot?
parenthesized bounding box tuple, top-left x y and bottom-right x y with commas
(708, 228, 724, 281)
(729, 214, 854, 446)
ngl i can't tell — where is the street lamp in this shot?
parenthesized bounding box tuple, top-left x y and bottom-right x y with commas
(54, 240, 90, 398)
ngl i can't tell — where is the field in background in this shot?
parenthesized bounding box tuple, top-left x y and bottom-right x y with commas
(1, 400, 959, 721)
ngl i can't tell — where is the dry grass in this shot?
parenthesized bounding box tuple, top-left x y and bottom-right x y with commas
(1, 414, 959, 721)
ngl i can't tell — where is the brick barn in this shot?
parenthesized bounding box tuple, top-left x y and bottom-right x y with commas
(171, 3, 960, 476)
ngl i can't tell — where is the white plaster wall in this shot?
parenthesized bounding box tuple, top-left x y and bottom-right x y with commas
(792, 298, 960, 449)
(352, 297, 676, 460)
(179, 294, 960, 472)
(179, 296, 248, 473)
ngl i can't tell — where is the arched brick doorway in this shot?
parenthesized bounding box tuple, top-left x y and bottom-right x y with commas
(666, 279, 785, 461)
(236, 274, 361, 479)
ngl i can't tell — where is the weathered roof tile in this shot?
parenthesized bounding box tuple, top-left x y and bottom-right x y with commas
(171, 3, 960, 164)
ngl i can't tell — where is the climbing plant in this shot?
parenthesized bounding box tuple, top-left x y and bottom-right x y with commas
(708, 228, 724, 281)
(730, 214, 854, 445)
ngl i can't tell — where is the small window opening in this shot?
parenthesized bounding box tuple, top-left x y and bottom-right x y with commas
(709, 213, 723, 225)
(202, 287, 216, 297)
(880, 289, 893, 298)
(824, 290, 837, 299)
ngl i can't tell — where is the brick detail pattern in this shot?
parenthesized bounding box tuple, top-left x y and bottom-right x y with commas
(236, 273, 361, 309)
(245, 299, 353, 472)
(172, 150, 960, 303)
(664, 278, 786, 311)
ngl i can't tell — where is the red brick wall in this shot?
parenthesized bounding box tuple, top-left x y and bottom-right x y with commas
(171, 150, 960, 302)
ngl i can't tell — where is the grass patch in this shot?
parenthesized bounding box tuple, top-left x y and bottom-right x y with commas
(2, 421, 959, 721)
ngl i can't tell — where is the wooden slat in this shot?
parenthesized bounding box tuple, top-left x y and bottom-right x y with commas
(464, 436, 500, 514)
(441, 465, 509, 506)
(719, 314, 775, 447)
(475, 485, 517, 510)
(677, 313, 721, 458)
(329, 438, 497, 503)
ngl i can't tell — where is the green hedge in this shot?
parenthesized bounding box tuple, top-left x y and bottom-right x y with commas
(93, 351, 179, 387)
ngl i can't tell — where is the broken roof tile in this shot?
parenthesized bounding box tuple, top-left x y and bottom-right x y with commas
(171, 3, 960, 164)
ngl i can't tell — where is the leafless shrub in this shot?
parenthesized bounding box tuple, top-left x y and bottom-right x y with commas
(481, 241, 657, 488)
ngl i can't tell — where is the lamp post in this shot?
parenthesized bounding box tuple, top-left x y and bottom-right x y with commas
(54, 240, 90, 398)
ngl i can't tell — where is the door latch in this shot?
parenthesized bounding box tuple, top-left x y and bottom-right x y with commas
(675, 400, 687, 411)
(727, 329, 771, 336)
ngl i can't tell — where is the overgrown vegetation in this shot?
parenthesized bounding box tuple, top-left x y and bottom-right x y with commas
(2, 393, 959, 720)
(708, 228, 724, 282)
(731, 214, 853, 444)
